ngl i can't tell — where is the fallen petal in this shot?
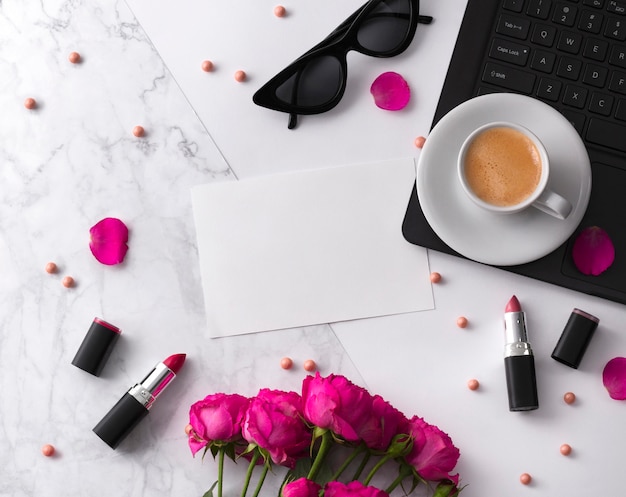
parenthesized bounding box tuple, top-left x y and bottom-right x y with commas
(89, 217, 129, 265)
(603, 357, 626, 400)
(572, 226, 615, 276)
(370, 71, 410, 111)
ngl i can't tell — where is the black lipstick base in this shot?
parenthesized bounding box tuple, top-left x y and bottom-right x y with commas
(505, 355, 539, 411)
(93, 393, 149, 449)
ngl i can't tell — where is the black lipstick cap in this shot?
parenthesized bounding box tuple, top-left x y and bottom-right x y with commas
(71, 318, 121, 376)
(551, 309, 599, 369)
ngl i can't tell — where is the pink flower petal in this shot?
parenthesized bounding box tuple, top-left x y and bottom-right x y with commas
(89, 217, 129, 265)
(572, 226, 615, 276)
(370, 71, 410, 111)
(603, 357, 626, 400)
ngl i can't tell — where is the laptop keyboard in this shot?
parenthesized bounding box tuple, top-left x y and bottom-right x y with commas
(478, 0, 626, 155)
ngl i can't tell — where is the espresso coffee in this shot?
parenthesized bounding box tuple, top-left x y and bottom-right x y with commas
(464, 127, 542, 207)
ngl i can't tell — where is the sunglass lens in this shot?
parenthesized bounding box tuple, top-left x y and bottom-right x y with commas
(357, 0, 412, 54)
(274, 55, 343, 108)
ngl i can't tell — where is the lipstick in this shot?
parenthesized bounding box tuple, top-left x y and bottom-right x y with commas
(503, 296, 538, 411)
(93, 353, 186, 449)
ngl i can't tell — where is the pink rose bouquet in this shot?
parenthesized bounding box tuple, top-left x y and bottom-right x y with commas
(188, 373, 461, 497)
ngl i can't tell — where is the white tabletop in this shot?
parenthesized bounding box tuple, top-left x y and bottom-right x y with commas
(2, 1, 625, 496)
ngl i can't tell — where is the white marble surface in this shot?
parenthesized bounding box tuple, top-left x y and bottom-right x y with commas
(3, 1, 626, 496)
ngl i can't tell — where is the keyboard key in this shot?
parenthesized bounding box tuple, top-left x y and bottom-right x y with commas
(504, 0, 525, 12)
(557, 31, 583, 52)
(607, 0, 626, 14)
(553, 3, 579, 25)
(537, 77, 563, 99)
(489, 38, 531, 65)
(532, 23, 557, 45)
(496, 14, 531, 39)
(605, 17, 626, 39)
(587, 117, 626, 151)
(557, 57, 583, 78)
(563, 84, 589, 107)
(609, 45, 626, 67)
(583, 63, 609, 86)
(609, 70, 626, 93)
(531, 49, 557, 71)
(579, 10, 604, 32)
(589, 92, 615, 114)
(583, 38, 609, 60)
(527, 0, 553, 18)
(583, 0, 605, 7)
(482, 62, 537, 93)
(615, 99, 626, 120)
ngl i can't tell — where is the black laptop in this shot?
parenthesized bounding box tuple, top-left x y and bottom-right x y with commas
(402, 0, 626, 304)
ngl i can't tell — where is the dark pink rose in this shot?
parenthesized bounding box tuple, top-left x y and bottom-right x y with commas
(242, 389, 312, 468)
(357, 394, 409, 451)
(324, 481, 389, 497)
(301, 373, 373, 442)
(281, 477, 321, 497)
(188, 393, 249, 456)
(405, 416, 460, 484)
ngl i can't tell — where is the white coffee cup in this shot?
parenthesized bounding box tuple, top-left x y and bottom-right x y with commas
(457, 122, 572, 220)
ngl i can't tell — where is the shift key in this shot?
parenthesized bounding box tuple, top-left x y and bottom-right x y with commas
(482, 62, 536, 93)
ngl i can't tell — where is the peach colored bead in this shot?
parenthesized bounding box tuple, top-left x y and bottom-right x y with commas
(456, 316, 468, 328)
(280, 357, 293, 370)
(234, 70, 247, 82)
(184, 424, 193, 435)
(132, 125, 145, 137)
(274, 5, 287, 17)
(24, 97, 37, 110)
(414, 136, 426, 148)
(564, 392, 576, 404)
(201, 60, 214, 72)
(429, 271, 441, 283)
(45, 262, 58, 274)
(303, 359, 316, 372)
(467, 379, 480, 391)
(519, 473, 532, 485)
(560, 444, 572, 456)
(68, 51, 81, 64)
(41, 444, 55, 457)
(62, 276, 74, 288)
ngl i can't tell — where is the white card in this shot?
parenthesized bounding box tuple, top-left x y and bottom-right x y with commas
(191, 158, 433, 337)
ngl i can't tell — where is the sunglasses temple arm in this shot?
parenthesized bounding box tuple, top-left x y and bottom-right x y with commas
(287, 67, 305, 129)
(418, 15, 433, 24)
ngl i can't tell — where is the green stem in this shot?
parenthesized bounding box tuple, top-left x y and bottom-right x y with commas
(307, 430, 333, 482)
(363, 453, 393, 486)
(331, 442, 366, 481)
(384, 465, 413, 494)
(251, 465, 269, 497)
(350, 451, 371, 481)
(240, 450, 260, 497)
(217, 448, 225, 497)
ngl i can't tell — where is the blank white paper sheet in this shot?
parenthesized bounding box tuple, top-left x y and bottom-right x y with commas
(191, 158, 433, 337)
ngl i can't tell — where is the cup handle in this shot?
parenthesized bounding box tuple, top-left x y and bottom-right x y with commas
(532, 189, 572, 220)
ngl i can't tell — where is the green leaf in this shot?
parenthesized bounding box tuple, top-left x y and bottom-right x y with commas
(201, 481, 218, 497)
(432, 481, 458, 497)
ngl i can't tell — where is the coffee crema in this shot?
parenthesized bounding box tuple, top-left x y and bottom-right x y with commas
(464, 127, 542, 207)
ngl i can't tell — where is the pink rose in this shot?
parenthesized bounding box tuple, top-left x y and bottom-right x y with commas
(281, 477, 321, 497)
(324, 481, 389, 497)
(242, 389, 312, 468)
(188, 393, 249, 456)
(405, 416, 460, 484)
(301, 373, 373, 442)
(357, 395, 409, 451)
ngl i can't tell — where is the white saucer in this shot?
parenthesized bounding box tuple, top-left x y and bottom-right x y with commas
(417, 93, 591, 266)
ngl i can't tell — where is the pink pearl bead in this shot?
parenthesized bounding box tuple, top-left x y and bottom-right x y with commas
(456, 316, 468, 328)
(234, 70, 247, 82)
(184, 424, 193, 435)
(132, 125, 145, 137)
(274, 5, 287, 17)
(62, 276, 74, 288)
(68, 52, 81, 64)
(201, 60, 214, 72)
(280, 357, 293, 370)
(564, 392, 576, 404)
(24, 97, 37, 110)
(41, 444, 55, 457)
(519, 473, 532, 485)
(414, 136, 426, 149)
(429, 271, 441, 283)
(560, 444, 572, 456)
(45, 262, 57, 274)
(303, 359, 316, 372)
(467, 379, 480, 391)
